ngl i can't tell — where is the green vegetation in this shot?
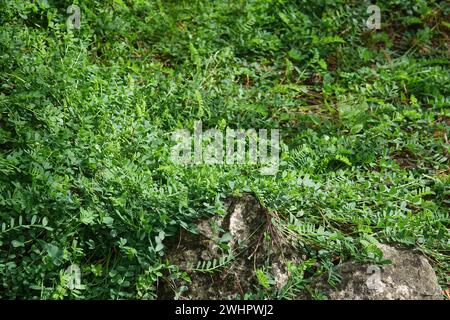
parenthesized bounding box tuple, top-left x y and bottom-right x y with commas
(0, 0, 448, 299)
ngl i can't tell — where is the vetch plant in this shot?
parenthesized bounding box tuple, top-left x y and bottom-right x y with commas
(0, 0, 448, 300)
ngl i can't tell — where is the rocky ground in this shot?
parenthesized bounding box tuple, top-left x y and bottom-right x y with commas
(160, 196, 443, 300)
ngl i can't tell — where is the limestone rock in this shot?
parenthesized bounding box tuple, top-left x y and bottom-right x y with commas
(158, 194, 299, 299)
(158, 195, 443, 300)
(309, 244, 443, 300)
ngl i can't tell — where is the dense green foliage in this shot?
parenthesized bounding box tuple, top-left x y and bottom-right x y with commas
(0, 0, 448, 299)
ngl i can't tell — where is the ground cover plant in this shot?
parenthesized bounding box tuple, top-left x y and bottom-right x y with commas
(0, 0, 448, 299)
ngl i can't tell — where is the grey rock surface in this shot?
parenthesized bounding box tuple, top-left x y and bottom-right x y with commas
(158, 195, 443, 300)
(158, 195, 298, 299)
(309, 244, 443, 300)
